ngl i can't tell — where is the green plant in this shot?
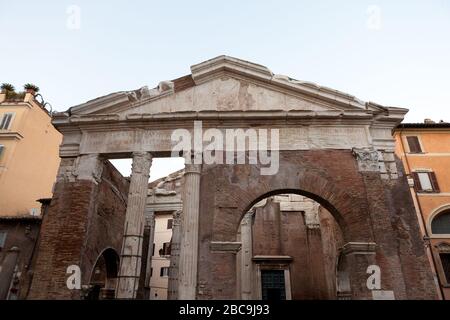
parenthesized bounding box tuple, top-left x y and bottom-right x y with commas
(1, 83, 15, 92)
(5, 91, 25, 100)
(23, 83, 40, 93)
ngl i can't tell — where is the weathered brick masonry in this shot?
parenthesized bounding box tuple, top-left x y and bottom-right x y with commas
(28, 161, 128, 299)
(198, 150, 437, 299)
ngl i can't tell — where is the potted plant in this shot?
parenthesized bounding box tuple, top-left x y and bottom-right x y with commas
(24, 83, 40, 95)
(1, 83, 15, 94)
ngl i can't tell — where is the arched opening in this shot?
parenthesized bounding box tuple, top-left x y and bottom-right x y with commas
(431, 208, 450, 235)
(236, 191, 347, 300)
(87, 248, 119, 300)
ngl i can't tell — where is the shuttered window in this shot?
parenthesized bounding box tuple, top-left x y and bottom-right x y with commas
(0, 113, 13, 130)
(160, 242, 171, 256)
(406, 136, 422, 153)
(412, 171, 440, 193)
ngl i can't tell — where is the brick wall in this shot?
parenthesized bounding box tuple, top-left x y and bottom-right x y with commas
(27, 160, 128, 299)
(197, 150, 438, 300)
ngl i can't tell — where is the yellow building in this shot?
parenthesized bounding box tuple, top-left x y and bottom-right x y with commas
(394, 120, 450, 300)
(149, 213, 173, 300)
(0, 88, 62, 217)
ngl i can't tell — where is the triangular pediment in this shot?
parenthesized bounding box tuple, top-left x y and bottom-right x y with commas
(67, 56, 400, 117)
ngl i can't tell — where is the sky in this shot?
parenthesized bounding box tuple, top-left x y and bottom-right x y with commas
(1, 1, 449, 180)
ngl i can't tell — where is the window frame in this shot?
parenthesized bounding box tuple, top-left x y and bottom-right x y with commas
(433, 242, 450, 287)
(0, 112, 15, 130)
(405, 135, 424, 154)
(159, 242, 171, 256)
(411, 170, 440, 194)
(159, 266, 169, 277)
(439, 253, 450, 286)
(428, 205, 450, 238)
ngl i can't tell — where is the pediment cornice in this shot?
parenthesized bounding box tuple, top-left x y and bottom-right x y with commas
(59, 55, 408, 124)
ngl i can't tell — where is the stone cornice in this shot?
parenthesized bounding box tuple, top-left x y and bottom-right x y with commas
(252, 255, 293, 263)
(61, 56, 407, 119)
(0, 131, 24, 140)
(52, 109, 401, 132)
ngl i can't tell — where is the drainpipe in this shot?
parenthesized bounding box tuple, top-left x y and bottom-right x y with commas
(398, 129, 444, 300)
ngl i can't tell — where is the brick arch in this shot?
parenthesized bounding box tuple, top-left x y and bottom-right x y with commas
(89, 247, 120, 283)
(236, 171, 361, 242)
(208, 154, 375, 243)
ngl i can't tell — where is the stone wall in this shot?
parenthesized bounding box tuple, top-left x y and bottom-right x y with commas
(27, 160, 128, 299)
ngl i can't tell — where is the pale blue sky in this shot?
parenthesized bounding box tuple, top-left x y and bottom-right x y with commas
(1, 1, 449, 179)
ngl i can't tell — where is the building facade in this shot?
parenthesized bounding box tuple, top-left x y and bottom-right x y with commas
(148, 213, 173, 300)
(0, 90, 62, 217)
(25, 56, 437, 300)
(142, 170, 183, 300)
(394, 121, 450, 300)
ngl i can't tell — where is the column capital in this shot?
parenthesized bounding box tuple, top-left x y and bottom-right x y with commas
(132, 151, 152, 158)
(184, 163, 202, 175)
(241, 211, 254, 226)
(130, 152, 152, 175)
(173, 210, 182, 224)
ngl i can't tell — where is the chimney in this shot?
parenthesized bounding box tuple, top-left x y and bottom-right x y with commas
(424, 118, 435, 124)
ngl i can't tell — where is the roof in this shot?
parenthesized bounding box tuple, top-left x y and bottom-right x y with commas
(396, 123, 450, 130)
(0, 215, 42, 222)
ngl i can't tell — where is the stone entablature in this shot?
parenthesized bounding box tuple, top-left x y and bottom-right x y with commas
(52, 56, 404, 170)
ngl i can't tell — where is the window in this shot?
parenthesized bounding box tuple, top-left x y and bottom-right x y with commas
(0, 231, 7, 249)
(0, 113, 13, 130)
(150, 268, 153, 277)
(160, 267, 169, 277)
(261, 270, 286, 300)
(152, 243, 155, 256)
(412, 171, 440, 193)
(431, 210, 450, 234)
(167, 219, 173, 229)
(0, 145, 4, 158)
(160, 242, 171, 256)
(439, 254, 450, 284)
(406, 136, 422, 153)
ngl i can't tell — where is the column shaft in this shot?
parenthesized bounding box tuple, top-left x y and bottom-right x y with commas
(178, 164, 201, 299)
(116, 152, 152, 299)
(240, 211, 253, 299)
(168, 210, 182, 300)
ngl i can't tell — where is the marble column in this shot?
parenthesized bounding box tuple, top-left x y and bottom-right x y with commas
(240, 211, 254, 300)
(144, 210, 155, 299)
(116, 152, 152, 299)
(178, 163, 201, 299)
(168, 210, 182, 300)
